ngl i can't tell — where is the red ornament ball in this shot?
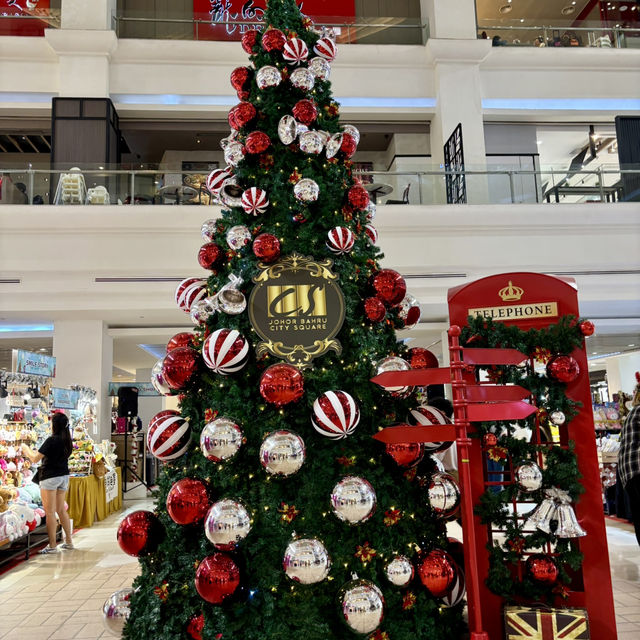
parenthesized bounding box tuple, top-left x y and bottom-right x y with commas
(340, 132, 357, 158)
(187, 614, 205, 640)
(259, 363, 304, 407)
(117, 510, 164, 557)
(292, 99, 318, 125)
(546, 355, 580, 383)
(386, 440, 424, 468)
(407, 347, 438, 370)
(245, 131, 271, 154)
(195, 553, 241, 604)
(482, 433, 498, 447)
(230, 66, 251, 93)
(162, 347, 198, 390)
(198, 242, 225, 271)
(371, 269, 407, 306)
(166, 478, 210, 525)
(579, 320, 595, 337)
(364, 297, 386, 323)
(418, 549, 456, 597)
(241, 29, 259, 54)
(526, 554, 558, 585)
(228, 101, 256, 130)
(262, 28, 286, 52)
(348, 184, 370, 210)
(253, 233, 281, 263)
(167, 332, 195, 353)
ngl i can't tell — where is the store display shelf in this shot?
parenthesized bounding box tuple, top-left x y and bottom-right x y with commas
(0, 520, 61, 568)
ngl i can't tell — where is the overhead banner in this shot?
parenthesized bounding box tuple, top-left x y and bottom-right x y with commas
(50, 388, 80, 410)
(108, 382, 160, 397)
(0, 1, 51, 37)
(193, 0, 356, 41)
(12, 349, 56, 377)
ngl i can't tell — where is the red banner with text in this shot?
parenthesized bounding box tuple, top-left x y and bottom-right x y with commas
(0, 0, 51, 36)
(193, 0, 355, 41)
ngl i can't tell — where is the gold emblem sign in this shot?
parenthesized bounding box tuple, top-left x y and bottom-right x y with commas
(248, 253, 346, 370)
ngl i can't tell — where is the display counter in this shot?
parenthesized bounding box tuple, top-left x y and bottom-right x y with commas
(67, 467, 122, 529)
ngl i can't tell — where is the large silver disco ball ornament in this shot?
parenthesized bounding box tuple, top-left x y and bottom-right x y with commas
(150, 357, 171, 396)
(427, 472, 461, 519)
(375, 356, 412, 398)
(256, 65, 282, 89)
(515, 461, 544, 493)
(290, 67, 315, 91)
(308, 56, 331, 80)
(102, 588, 133, 636)
(330, 476, 376, 524)
(225, 224, 251, 251)
(204, 499, 251, 550)
(215, 288, 247, 315)
(283, 537, 331, 584)
(299, 130, 324, 155)
(190, 298, 216, 325)
(293, 178, 320, 203)
(339, 579, 385, 635)
(385, 555, 415, 587)
(200, 417, 243, 462)
(259, 430, 306, 477)
(342, 124, 361, 145)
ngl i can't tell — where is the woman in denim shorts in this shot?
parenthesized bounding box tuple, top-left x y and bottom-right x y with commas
(22, 412, 74, 554)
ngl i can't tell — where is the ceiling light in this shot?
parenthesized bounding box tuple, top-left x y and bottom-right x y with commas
(620, 5, 627, 10)
(629, 344, 636, 347)
(562, 6, 576, 14)
(520, 18, 525, 22)
(499, 5, 513, 13)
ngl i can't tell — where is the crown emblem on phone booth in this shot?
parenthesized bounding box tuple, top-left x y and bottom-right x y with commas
(498, 281, 524, 302)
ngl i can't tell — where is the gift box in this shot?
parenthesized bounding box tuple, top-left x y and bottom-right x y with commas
(504, 605, 590, 639)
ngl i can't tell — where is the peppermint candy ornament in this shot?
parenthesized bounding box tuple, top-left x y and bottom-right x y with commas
(312, 390, 360, 439)
(326, 226, 355, 255)
(203, 329, 250, 375)
(364, 224, 378, 245)
(313, 37, 337, 61)
(407, 405, 453, 453)
(283, 38, 309, 65)
(147, 410, 191, 462)
(241, 187, 269, 216)
(206, 167, 233, 198)
(175, 277, 207, 313)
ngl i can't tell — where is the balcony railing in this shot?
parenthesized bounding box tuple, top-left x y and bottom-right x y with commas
(0, 165, 638, 206)
(0, 10, 61, 35)
(112, 16, 428, 46)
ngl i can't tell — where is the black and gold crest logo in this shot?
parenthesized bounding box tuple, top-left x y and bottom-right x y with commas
(248, 253, 346, 370)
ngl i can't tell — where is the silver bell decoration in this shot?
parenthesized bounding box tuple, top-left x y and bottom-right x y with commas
(428, 472, 461, 519)
(550, 410, 566, 426)
(290, 67, 315, 91)
(515, 461, 543, 493)
(325, 132, 343, 159)
(190, 298, 216, 325)
(204, 499, 251, 550)
(385, 555, 414, 587)
(150, 358, 171, 396)
(260, 430, 306, 477)
(201, 218, 217, 242)
(278, 115, 302, 145)
(102, 588, 133, 636)
(224, 141, 245, 167)
(226, 224, 252, 251)
(525, 496, 557, 534)
(219, 177, 243, 208)
(200, 417, 243, 462)
(294, 178, 320, 203)
(555, 502, 587, 538)
(299, 130, 324, 155)
(308, 56, 331, 80)
(342, 124, 361, 145)
(283, 537, 331, 584)
(339, 578, 385, 635)
(330, 476, 376, 524)
(525, 487, 586, 538)
(256, 65, 282, 89)
(375, 356, 412, 398)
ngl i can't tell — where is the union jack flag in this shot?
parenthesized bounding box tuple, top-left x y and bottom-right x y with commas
(505, 606, 590, 639)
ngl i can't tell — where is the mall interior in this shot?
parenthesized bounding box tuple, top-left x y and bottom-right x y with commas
(0, 0, 639, 639)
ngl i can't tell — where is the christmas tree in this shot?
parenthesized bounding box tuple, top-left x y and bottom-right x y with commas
(113, 2, 467, 638)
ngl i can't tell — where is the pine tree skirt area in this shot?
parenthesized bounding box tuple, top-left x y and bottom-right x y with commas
(111, 2, 466, 639)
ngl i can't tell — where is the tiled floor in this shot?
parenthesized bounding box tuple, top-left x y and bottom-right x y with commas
(0, 501, 639, 639)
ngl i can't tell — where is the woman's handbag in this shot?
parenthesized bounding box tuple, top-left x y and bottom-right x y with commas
(32, 468, 40, 485)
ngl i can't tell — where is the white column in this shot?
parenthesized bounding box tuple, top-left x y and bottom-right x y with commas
(421, 0, 478, 40)
(606, 352, 640, 398)
(53, 320, 113, 441)
(61, 0, 116, 31)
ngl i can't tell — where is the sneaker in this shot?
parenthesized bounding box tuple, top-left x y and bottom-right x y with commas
(60, 543, 74, 550)
(38, 546, 59, 554)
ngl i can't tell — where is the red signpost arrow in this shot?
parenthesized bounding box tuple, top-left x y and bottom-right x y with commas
(371, 367, 451, 388)
(466, 401, 537, 422)
(462, 348, 528, 366)
(372, 423, 457, 445)
(465, 384, 530, 402)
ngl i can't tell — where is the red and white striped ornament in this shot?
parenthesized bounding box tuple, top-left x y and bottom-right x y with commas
(206, 167, 233, 196)
(326, 226, 355, 255)
(441, 567, 466, 608)
(407, 405, 453, 453)
(175, 277, 208, 313)
(364, 224, 378, 245)
(283, 38, 309, 65)
(311, 390, 360, 439)
(203, 329, 250, 375)
(241, 187, 269, 216)
(147, 410, 191, 461)
(313, 37, 337, 61)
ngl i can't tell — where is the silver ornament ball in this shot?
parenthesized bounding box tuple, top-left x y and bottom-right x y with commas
(215, 288, 247, 315)
(375, 356, 412, 398)
(219, 178, 244, 208)
(200, 417, 243, 462)
(515, 462, 544, 493)
(385, 555, 415, 587)
(330, 476, 377, 524)
(299, 130, 324, 155)
(339, 579, 385, 635)
(151, 358, 171, 396)
(201, 218, 217, 242)
(224, 142, 245, 167)
(549, 410, 566, 426)
(102, 588, 133, 636)
(204, 499, 251, 550)
(308, 56, 331, 80)
(290, 67, 315, 91)
(260, 430, 306, 477)
(283, 538, 331, 584)
(190, 298, 216, 325)
(398, 293, 421, 329)
(293, 178, 320, 203)
(278, 115, 298, 145)
(342, 124, 361, 145)
(256, 65, 282, 89)
(325, 132, 343, 159)
(225, 225, 252, 251)
(428, 472, 461, 519)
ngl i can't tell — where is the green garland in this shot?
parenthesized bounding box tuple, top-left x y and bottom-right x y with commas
(461, 316, 587, 602)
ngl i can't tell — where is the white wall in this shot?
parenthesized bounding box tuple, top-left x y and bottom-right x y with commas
(606, 351, 640, 397)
